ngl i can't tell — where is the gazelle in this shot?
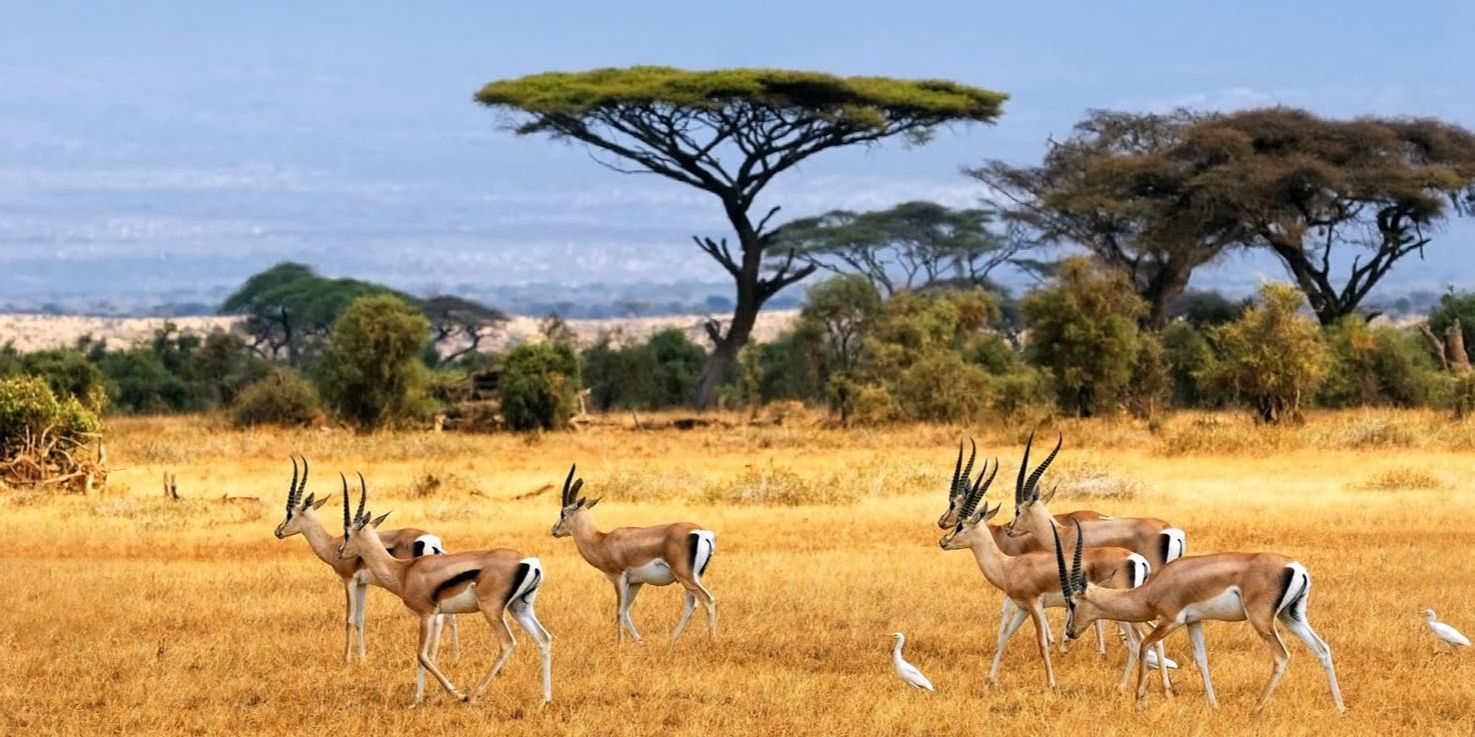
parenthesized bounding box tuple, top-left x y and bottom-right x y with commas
(273, 455, 459, 663)
(1004, 432, 1186, 572)
(938, 446, 1165, 691)
(1054, 520, 1345, 712)
(938, 440, 1112, 653)
(551, 464, 716, 645)
(337, 473, 553, 706)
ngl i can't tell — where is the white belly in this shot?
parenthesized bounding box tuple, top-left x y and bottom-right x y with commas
(437, 585, 480, 615)
(627, 559, 676, 586)
(1180, 587, 1246, 622)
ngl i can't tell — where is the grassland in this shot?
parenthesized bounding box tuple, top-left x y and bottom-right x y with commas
(2, 410, 1473, 736)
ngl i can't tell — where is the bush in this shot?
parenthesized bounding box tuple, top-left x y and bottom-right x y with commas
(1427, 288, 1475, 365)
(317, 294, 433, 430)
(1020, 258, 1145, 417)
(231, 369, 321, 427)
(582, 328, 706, 410)
(1320, 317, 1435, 408)
(1161, 321, 1220, 408)
(0, 376, 102, 487)
(499, 342, 581, 431)
(1206, 284, 1328, 423)
(15, 348, 109, 412)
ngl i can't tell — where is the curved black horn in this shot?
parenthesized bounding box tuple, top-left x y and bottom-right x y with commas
(1071, 519, 1086, 594)
(562, 464, 577, 507)
(958, 439, 977, 499)
(355, 472, 368, 524)
(299, 455, 309, 501)
(1023, 432, 1062, 503)
(286, 455, 300, 511)
(1052, 522, 1072, 602)
(959, 457, 996, 520)
(949, 442, 964, 500)
(1015, 431, 1035, 506)
(340, 472, 350, 533)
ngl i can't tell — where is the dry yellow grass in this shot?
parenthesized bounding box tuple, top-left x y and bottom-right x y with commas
(2, 411, 1474, 736)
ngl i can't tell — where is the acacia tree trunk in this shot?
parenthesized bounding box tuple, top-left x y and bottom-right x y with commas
(695, 228, 763, 410)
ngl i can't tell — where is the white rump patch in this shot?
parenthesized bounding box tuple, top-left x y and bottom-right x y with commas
(415, 534, 446, 556)
(1127, 553, 1151, 588)
(692, 529, 716, 580)
(1277, 561, 1310, 617)
(510, 557, 544, 605)
(1162, 528, 1186, 562)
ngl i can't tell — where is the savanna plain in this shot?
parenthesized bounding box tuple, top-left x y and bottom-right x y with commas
(2, 410, 1473, 737)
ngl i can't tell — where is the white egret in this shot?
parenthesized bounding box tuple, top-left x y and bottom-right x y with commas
(1425, 610, 1470, 653)
(891, 632, 934, 691)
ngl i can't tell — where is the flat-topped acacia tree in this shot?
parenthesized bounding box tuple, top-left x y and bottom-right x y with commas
(476, 67, 1006, 407)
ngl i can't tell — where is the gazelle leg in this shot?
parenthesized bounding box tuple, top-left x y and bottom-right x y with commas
(1096, 619, 1108, 656)
(693, 580, 717, 639)
(342, 581, 357, 664)
(1028, 601, 1057, 689)
(610, 578, 624, 643)
(430, 614, 444, 665)
(354, 580, 370, 662)
(988, 603, 1032, 685)
(1186, 621, 1217, 708)
(509, 600, 554, 704)
(470, 611, 517, 702)
(671, 591, 698, 644)
(617, 578, 645, 645)
(1250, 617, 1291, 713)
(1116, 622, 1141, 693)
(1157, 638, 1173, 695)
(448, 613, 462, 663)
(1135, 620, 1182, 705)
(1281, 613, 1345, 712)
(415, 615, 466, 704)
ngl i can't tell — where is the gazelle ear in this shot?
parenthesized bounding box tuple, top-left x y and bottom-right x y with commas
(370, 511, 391, 528)
(1042, 483, 1059, 504)
(311, 495, 330, 510)
(584, 497, 600, 510)
(981, 501, 1002, 522)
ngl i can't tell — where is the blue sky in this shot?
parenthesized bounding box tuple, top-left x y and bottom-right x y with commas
(2, 1, 1473, 304)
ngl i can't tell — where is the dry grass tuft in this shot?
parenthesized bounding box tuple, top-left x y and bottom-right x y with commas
(1352, 466, 1448, 492)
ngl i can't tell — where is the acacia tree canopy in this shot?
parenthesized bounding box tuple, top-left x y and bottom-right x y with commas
(1182, 108, 1475, 325)
(970, 109, 1243, 327)
(477, 66, 1006, 407)
(774, 201, 1027, 296)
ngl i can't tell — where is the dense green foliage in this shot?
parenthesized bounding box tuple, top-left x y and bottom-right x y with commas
(1205, 285, 1329, 423)
(583, 329, 706, 411)
(231, 369, 322, 427)
(1020, 258, 1146, 417)
(317, 295, 433, 430)
(220, 262, 415, 366)
(499, 342, 582, 431)
(0, 375, 101, 467)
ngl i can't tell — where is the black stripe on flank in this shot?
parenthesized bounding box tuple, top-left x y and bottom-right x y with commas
(688, 534, 699, 574)
(433, 568, 481, 601)
(503, 562, 532, 607)
(1276, 567, 1308, 622)
(413, 540, 427, 557)
(1159, 533, 1170, 565)
(1126, 559, 1138, 588)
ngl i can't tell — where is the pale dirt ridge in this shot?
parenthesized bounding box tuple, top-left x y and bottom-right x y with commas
(0, 310, 800, 353)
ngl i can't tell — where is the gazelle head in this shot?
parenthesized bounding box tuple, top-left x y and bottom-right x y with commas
(938, 443, 1003, 550)
(335, 472, 391, 560)
(550, 463, 600, 538)
(936, 440, 978, 529)
(1003, 431, 1062, 539)
(1053, 520, 1097, 640)
(274, 454, 330, 539)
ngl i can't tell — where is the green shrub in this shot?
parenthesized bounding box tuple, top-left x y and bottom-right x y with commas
(16, 348, 109, 412)
(1320, 317, 1435, 408)
(499, 342, 581, 431)
(1161, 321, 1220, 407)
(231, 369, 321, 427)
(0, 376, 101, 484)
(317, 294, 433, 430)
(1020, 258, 1145, 417)
(582, 328, 706, 410)
(1206, 284, 1328, 424)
